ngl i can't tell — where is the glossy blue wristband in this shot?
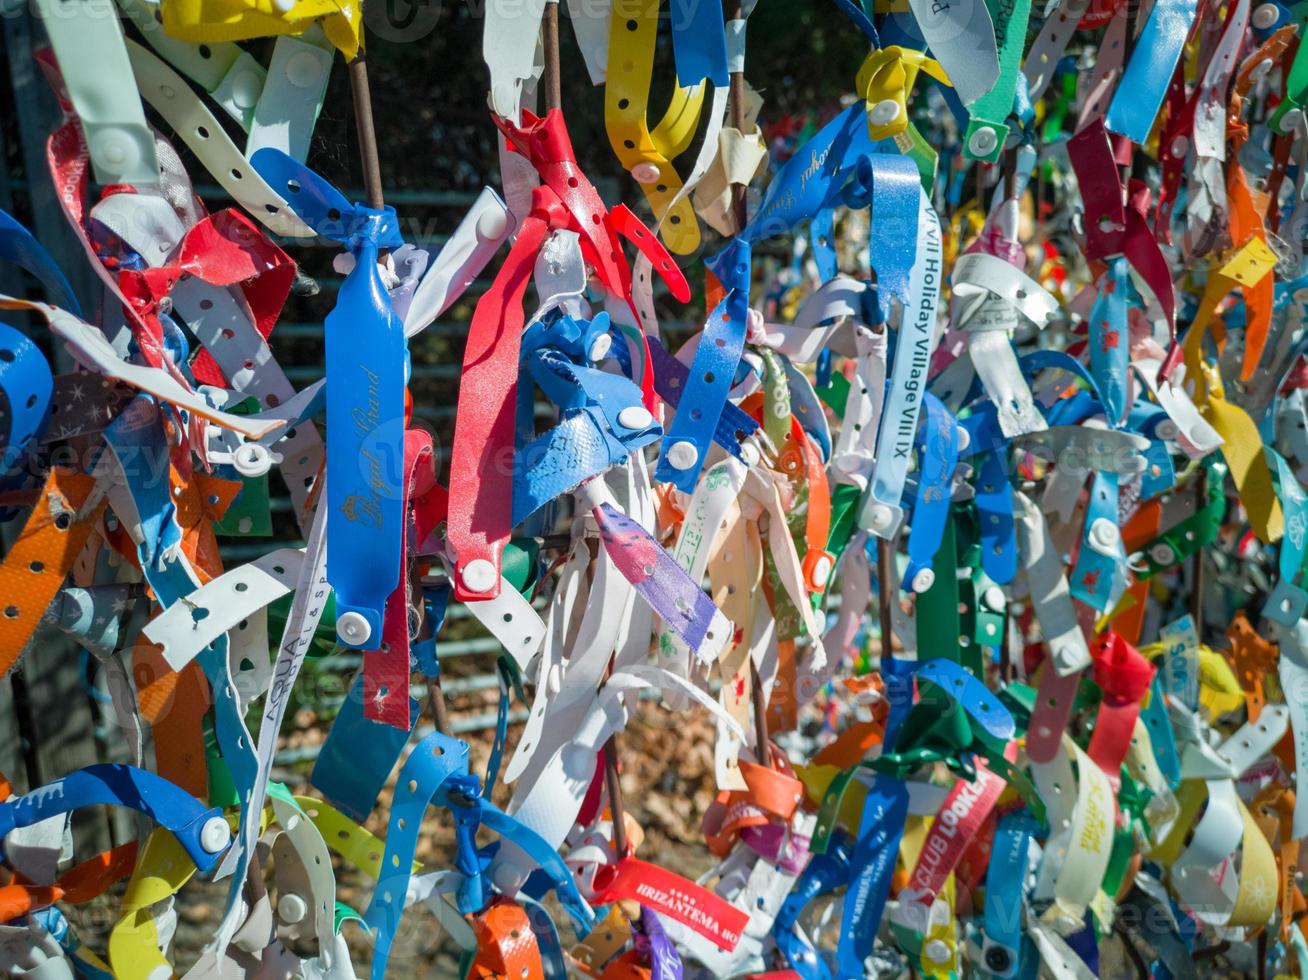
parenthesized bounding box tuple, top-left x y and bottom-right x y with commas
(365, 731, 471, 977)
(252, 148, 408, 648)
(647, 338, 758, 457)
(0, 764, 229, 873)
(981, 809, 1037, 978)
(1069, 469, 1124, 612)
(1086, 257, 1131, 426)
(1141, 675, 1182, 789)
(0, 321, 54, 471)
(837, 775, 909, 978)
(670, 0, 728, 86)
(1104, 0, 1199, 144)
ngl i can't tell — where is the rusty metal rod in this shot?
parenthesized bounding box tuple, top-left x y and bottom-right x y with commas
(604, 735, 629, 857)
(347, 54, 385, 211)
(878, 537, 895, 662)
(542, 1, 562, 112)
(724, 0, 766, 756)
(726, 0, 747, 228)
(1190, 467, 1206, 640)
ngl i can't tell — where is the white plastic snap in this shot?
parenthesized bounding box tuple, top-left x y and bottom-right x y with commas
(968, 127, 999, 157)
(232, 442, 272, 477)
(588, 333, 613, 362)
(868, 504, 894, 531)
(869, 99, 900, 126)
(924, 940, 952, 964)
(336, 611, 372, 646)
(1089, 517, 1120, 551)
(667, 440, 699, 470)
(200, 815, 231, 853)
(911, 567, 936, 593)
(1254, 2, 1279, 28)
(93, 131, 135, 170)
(983, 586, 1005, 610)
(894, 895, 931, 933)
(617, 406, 653, 430)
(461, 558, 498, 594)
(277, 893, 307, 924)
(493, 861, 525, 895)
(1149, 543, 1176, 566)
(631, 162, 661, 185)
(811, 555, 833, 588)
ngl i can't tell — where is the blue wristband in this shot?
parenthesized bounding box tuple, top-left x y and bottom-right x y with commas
(904, 393, 960, 590)
(1086, 257, 1131, 427)
(1069, 470, 1125, 612)
(670, 0, 728, 86)
(656, 238, 751, 492)
(0, 764, 228, 873)
(0, 321, 54, 471)
(1104, 0, 1199, 144)
(837, 775, 909, 978)
(0, 209, 81, 316)
(976, 448, 1018, 585)
(252, 148, 408, 648)
(981, 809, 1037, 977)
(310, 672, 418, 822)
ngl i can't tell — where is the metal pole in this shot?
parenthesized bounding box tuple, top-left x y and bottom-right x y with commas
(726, 0, 748, 228)
(542, 1, 562, 112)
(878, 538, 895, 662)
(604, 737, 630, 857)
(1190, 468, 1206, 640)
(348, 54, 386, 211)
(723, 0, 769, 758)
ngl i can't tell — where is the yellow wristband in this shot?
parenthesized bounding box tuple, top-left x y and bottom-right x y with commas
(160, 0, 360, 58)
(855, 46, 951, 143)
(605, 0, 705, 255)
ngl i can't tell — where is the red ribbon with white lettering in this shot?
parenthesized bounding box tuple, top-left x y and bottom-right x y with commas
(589, 857, 749, 951)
